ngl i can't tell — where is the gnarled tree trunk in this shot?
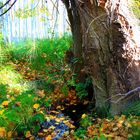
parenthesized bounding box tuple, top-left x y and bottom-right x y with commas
(63, 0, 140, 115)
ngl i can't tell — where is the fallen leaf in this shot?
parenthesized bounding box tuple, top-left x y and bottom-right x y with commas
(25, 131, 32, 138)
(2, 101, 9, 106)
(7, 131, 12, 138)
(29, 136, 35, 140)
(55, 118, 61, 123)
(43, 129, 48, 132)
(49, 125, 55, 130)
(56, 106, 61, 109)
(37, 90, 45, 98)
(81, 114, 87, 119)
(38, 132, 44, 137)
(112, 127, 119, 131)
(15, 102, 21, 107)
(0, 127, 6, 138)
(45, 135, 52, 140)
(33, 104, 40, 109)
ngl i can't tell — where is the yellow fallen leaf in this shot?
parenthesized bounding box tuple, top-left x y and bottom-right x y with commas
(51, 111, 59, 114)
(2, 101, 9, 106)
(29, 136, 35, 140)
(45, 135, 52, 140)
(50, 115, 56, 119)
(49, 125, 55, 130)
(63, 120, 69, 124)
(59, 117, 65, 121)
(56, 106, 61, 109)
(64, 122, 75, 128)
(43, 129, 48, 132)
(7, 131, 12, 138)
(38, 132, 44, 137)
(60, 107, 64, 110)
(81, 114, 87, 119)
(0, 127, 6, 138)
(39, 111, 44, 114)
(25, 131, 32, 138)
(33, 104, 40, 109)
(55, 118, 61, 123)
(37, 90, 45, 98)
(69, 124, 75, 129)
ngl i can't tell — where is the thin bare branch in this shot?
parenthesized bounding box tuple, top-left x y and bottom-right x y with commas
(105, 86, 140, 103)
(20, 0, 40, 13)
(0, 0, 11, 9)
(0, 0, 17, 17)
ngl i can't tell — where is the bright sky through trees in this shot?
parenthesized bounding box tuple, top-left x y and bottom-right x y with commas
(0, 0, 70, 42)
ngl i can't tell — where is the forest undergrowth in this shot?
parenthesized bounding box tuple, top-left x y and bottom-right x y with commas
(0, 35, 140, 140)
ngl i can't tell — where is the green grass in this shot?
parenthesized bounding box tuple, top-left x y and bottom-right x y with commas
(10, 35, 72, 70)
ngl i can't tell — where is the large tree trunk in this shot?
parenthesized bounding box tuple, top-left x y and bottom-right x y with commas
(63, 0, 140, 115)
(63, 0, 85, 82)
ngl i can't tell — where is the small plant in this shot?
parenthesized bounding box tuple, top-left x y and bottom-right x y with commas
(80, 114, 92, 128)
(76, 83, 88, 99)
(73, 128, 86, 139)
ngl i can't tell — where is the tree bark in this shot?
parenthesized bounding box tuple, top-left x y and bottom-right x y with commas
(63, 0, 85, 82)
(63, 0, 140, 115)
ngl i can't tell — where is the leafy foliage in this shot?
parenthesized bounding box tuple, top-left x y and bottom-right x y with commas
(130, 0, 140, 18)
(15, 0, 49, 19)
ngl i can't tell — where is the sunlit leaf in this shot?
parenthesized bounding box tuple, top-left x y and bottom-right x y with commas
(7, 131, 12, 138)
(37, 90, 45, 98)
(33, 103, 40, 109)
(2, 101, 9, 106)
(25, 131, 32, 138)
(0, 110, 4, 115)
(55, 118, 61, 123)
(45, 135, 52, 140)
(0, 127, 6, 138)
(49, 125, 55, 130)
(81, 114, 87, 119)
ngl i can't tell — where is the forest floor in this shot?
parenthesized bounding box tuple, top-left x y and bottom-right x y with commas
(0, 37, 140, 140)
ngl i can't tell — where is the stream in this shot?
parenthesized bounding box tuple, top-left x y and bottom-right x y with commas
(34, 103, 90, 140)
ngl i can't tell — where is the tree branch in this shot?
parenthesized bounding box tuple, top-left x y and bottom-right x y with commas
(0, 0, 17, 17)
(0, 0, 11, 10)
(105, 86, 140, 103)
(62, 0, 73, 30)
